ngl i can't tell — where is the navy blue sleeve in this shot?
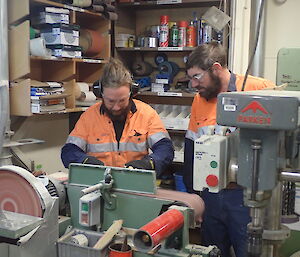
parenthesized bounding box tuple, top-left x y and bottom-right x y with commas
(61, 143, 88, 168)
(183, 137, 197, 193)
(149, 138, 174, 177)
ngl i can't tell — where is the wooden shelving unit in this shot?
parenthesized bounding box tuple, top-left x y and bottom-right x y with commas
(9, 0, 111, 116)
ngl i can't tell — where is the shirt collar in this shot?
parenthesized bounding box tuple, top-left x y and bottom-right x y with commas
(227, 72, 237, 92)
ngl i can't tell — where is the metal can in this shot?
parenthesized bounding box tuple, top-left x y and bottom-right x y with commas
(147, 37, 158, 48)
(128, 36, 134, 47)
(187, 21, 196, 47)
(170, 23, 179, 47)
(159, 15, 169, 47)
(178, 20, 188, 47)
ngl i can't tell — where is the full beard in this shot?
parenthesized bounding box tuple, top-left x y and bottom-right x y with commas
(103, 101, 131, 121)
(198, 72, 222, 101)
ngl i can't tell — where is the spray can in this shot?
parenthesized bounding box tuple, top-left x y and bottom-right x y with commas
(216, 31, 223, 44)
(178, 20, 187, 47)
(186, 21, 196, 47)
(202, 20, 212, 43)
(197, 19, 203, 45)
(159, 15, 169, 47)
(170, 23, 179, 47)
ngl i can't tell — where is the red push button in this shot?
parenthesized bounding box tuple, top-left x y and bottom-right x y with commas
(206, 175, 219, 187)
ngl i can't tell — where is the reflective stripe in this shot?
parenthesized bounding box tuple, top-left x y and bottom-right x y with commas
(148, 132, 170, 148)
(186, 129, 200, 142)
(66, 136, 87, 152)
(88, 143, 118, 153)
(119, 142, 147, 152)
(87, 141, 147, 153)
(186, 125, 237, 141)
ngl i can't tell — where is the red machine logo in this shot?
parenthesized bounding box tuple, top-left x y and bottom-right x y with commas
(237, 101, 271, 125)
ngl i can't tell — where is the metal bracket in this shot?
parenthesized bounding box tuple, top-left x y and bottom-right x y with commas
(100, 167, 116, 210)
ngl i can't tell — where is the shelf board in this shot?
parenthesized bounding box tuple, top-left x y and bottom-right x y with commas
(31, 0, 103, 17)
(137, 91, 195, 98)
(34, 107, 88, 115)
(76, 58, 108, 64)
(117, 0, 220, 9)
(116, 47, 195, 52)
(31, 56, 108, 64)
(135, 91, 195, 105)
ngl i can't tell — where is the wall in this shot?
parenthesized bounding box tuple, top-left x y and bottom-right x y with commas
(230, 0, 300, 83)
(11, 114, 69, 174)
(264, 0, 300, 83)
(229, 0, 251, 75)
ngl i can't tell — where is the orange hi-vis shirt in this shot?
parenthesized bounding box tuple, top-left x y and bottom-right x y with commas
(186, 74, 276, 141)
(66, 99, 170, 167)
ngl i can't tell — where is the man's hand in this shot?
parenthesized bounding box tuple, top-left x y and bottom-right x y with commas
(82, 156, 104, 166)
(125, 157, 155, 170)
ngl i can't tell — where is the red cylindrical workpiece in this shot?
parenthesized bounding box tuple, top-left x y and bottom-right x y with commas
(133, 209, 184, 251)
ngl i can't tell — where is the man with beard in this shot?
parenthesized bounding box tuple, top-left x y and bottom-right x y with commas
(183, 42, 275, 257)
(61, 58, 174, 175)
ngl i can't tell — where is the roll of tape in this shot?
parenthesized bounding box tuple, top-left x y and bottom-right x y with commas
(104, 12, 118, 21)
(30, 37, 52, 58)
(169, 61, 180, 77)
(155, 53, 168, 65)
(77, 82, 90, 92)
(71, 0, 92, 7)
(78, 91, 97, 102)
(158, 61, 173, 76)
(70, 234, 89, 247)
(92, 5, 104, 12)
(103, 3, 116, 12)
(80, 29, 104, 56)
(132, 61, 153, 76)
(93, 0, 110, 4)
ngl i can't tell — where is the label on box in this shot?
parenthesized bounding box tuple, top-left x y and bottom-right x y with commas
(155, 78, 169, 84)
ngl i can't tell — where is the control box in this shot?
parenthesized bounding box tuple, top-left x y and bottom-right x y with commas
(193, 135, 228, 193)
(79, 192, 101, 227)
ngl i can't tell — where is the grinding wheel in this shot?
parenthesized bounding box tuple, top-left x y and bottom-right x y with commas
(0, 166, 51, 218)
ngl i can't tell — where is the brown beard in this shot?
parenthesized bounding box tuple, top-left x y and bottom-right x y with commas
(198, 71, 222, 101)
(103, 101, 131, 121)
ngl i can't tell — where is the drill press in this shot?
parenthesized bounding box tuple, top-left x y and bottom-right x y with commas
(217, 90, 300, 257)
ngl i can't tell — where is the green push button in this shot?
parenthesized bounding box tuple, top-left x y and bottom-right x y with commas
(210, 161, 218, 168)
(82, 203, 89, 211)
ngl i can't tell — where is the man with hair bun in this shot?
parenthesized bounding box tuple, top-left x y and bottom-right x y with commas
(61, 58, 174, 175)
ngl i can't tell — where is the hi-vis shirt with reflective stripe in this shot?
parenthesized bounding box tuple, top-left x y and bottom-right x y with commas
(186, 74, 275, 141)
(66, 99, 170, 167)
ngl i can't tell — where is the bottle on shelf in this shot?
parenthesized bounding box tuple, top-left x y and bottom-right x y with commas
(186, 21, 196, 47)
(178, 20, 188, 47)
(159, 15, 169, 47)
(170, 23, 179, 47)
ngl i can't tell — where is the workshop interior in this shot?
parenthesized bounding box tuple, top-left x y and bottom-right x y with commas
(1, 0, 300, 257)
